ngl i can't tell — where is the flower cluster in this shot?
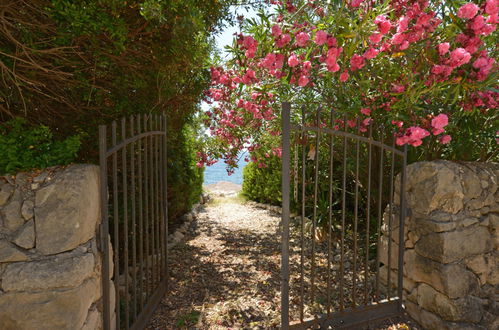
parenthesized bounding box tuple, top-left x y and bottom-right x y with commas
(202, 0, 498, 167)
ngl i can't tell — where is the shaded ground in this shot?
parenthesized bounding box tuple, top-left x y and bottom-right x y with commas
(146, 196, 419, 329)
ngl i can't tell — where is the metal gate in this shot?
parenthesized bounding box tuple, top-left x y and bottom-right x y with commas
(281, 103, 407, 329)
(99, 114, 168, 330)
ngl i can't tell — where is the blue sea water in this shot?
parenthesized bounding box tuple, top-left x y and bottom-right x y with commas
(203, 154, 248, 185)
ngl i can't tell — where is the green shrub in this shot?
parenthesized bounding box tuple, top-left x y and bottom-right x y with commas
(0, 118, 80, 174)
(242, 155, 281, 205)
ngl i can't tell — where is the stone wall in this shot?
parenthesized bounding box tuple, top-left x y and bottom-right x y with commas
(0, 164, 105, 330)
(380, 160, 498, 329)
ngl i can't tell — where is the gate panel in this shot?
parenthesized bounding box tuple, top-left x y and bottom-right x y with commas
(281, 103, 407, 329)
(99, 114, 168, 330)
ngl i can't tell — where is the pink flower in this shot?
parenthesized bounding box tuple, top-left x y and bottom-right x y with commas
(288, 54, 300, 67)
(350, 0, 364, 7)
(276, 34, 291, 48)
(391, 33, 406, 45)
(298, 75, 309, 86)
(314, 30, 328, 45)
(363, 48, 379, 60)
(391, 84, 406, 93)
(375, 15, 392, 34)
(431, 114, 449, 129)
(340, 71, 349, 82)
(485, 0, 499, 16)
(457, 3, 479, 20)
(360, 107, 371, 116)
(369, 33, 383, 44)
(439, 135, 452, 144)
(449, 48, 471, 67)
(438, 42, 450, 55)
(271, 25, 282, 37)
(350, 54, 366, 71)
(295, 32, 310, 47)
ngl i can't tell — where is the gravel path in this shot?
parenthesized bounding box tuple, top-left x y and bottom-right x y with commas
(146, 196, 418, 329)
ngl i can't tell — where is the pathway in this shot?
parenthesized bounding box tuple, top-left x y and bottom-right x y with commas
(146, 195, 417, 329)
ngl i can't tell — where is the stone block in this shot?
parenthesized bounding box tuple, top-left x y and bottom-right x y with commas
(35, 164, 100, 255)
(1, 253, 95, 292)
(1, 191, 24, 232)
(81, 308, 102, 330)
(405, 161, 464, 215)
(13, 220, 35, 249)
(405, 253, 478, 299)
(415, 225, 491, 264)
(0, 278, 99, 330)
(0, 240, 28, 262)
(0, 182, 14, 206)
(21, 199, 34, 220)
(416, 283, 483, 323)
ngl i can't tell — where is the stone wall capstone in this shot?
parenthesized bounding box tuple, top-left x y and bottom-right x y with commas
(379, 160, 498, 330)
(0, 164, 108, 330)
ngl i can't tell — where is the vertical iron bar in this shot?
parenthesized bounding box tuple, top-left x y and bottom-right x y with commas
(130, 117, 137, 321)
(143, 115, 150, 299)
(99, 125, 111, 330)
(299, 105, 306, 322)
(158, 116, 164, 278)
(327, 109, 334, 316)
(121, 118, 130, 329)
(339, 116, 347, 311)
(281, 102, 291, 330)
(149, 116, 156, 290)
(137, 115, 144, 310)
(311, 106, 321, 307)
(387, 136, 396, 300)
(163, 115, 169, 282)
(375, 132, 385, 301)
(397, 145, 408, 306)
(111, 121, 120, 330)
(352, 119, 360, 308)
(154, 115, 161, 287)
(364, 124, 373, 305)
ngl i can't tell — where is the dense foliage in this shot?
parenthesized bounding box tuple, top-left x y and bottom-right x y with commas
(242, 152, 281, 204)
(0, 118, 80, 174)
(204, 0, 498, 171)
(0, 0, 261, 220)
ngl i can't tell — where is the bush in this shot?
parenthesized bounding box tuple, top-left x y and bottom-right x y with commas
(0, 118, 80, 174)
(242, 154, 281, 205)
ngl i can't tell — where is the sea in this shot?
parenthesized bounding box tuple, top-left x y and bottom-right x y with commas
(203, 153, 248, 185)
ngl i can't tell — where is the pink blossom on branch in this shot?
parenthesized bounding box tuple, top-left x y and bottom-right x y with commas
(314, 30, 328, 45)
(457, 3, 480, 20)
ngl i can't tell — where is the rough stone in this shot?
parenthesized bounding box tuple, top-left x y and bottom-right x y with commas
(21, 200, 34, 220)
(1, 253, 95, 292)
(80, 308, 101, 330)
(0, 182, 14, 206)
(416, 283, 482, 322)
(12, 220, 35, 249)
(415, 225, 491, 264)
(405, 253, 478, 299)
(33, 172, 48, 183)
(0, 278, 99, 330)
(406, 161, 464, 215)
(0, 240, 28, 262)
(466, 255, 489, 285)
(1, 191, 24, 231)
(461, 169, 482, 200)
(35, 164, 100, 255)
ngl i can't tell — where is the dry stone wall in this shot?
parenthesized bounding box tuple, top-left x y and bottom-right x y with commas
(0, 164, 107, 330)
(379, 160, 498, 329)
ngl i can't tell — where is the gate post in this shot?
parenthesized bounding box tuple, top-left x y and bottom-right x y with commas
(281, 102, 291, 329)
(99, 125, 111, 330)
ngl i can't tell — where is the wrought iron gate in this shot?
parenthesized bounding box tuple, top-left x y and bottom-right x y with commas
(99, 114, 168, 330)
(281, 103, 407, 329)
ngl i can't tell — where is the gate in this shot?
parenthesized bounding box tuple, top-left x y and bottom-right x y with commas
(281, 103, 407, 329)
(99, 114, 168, 330)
